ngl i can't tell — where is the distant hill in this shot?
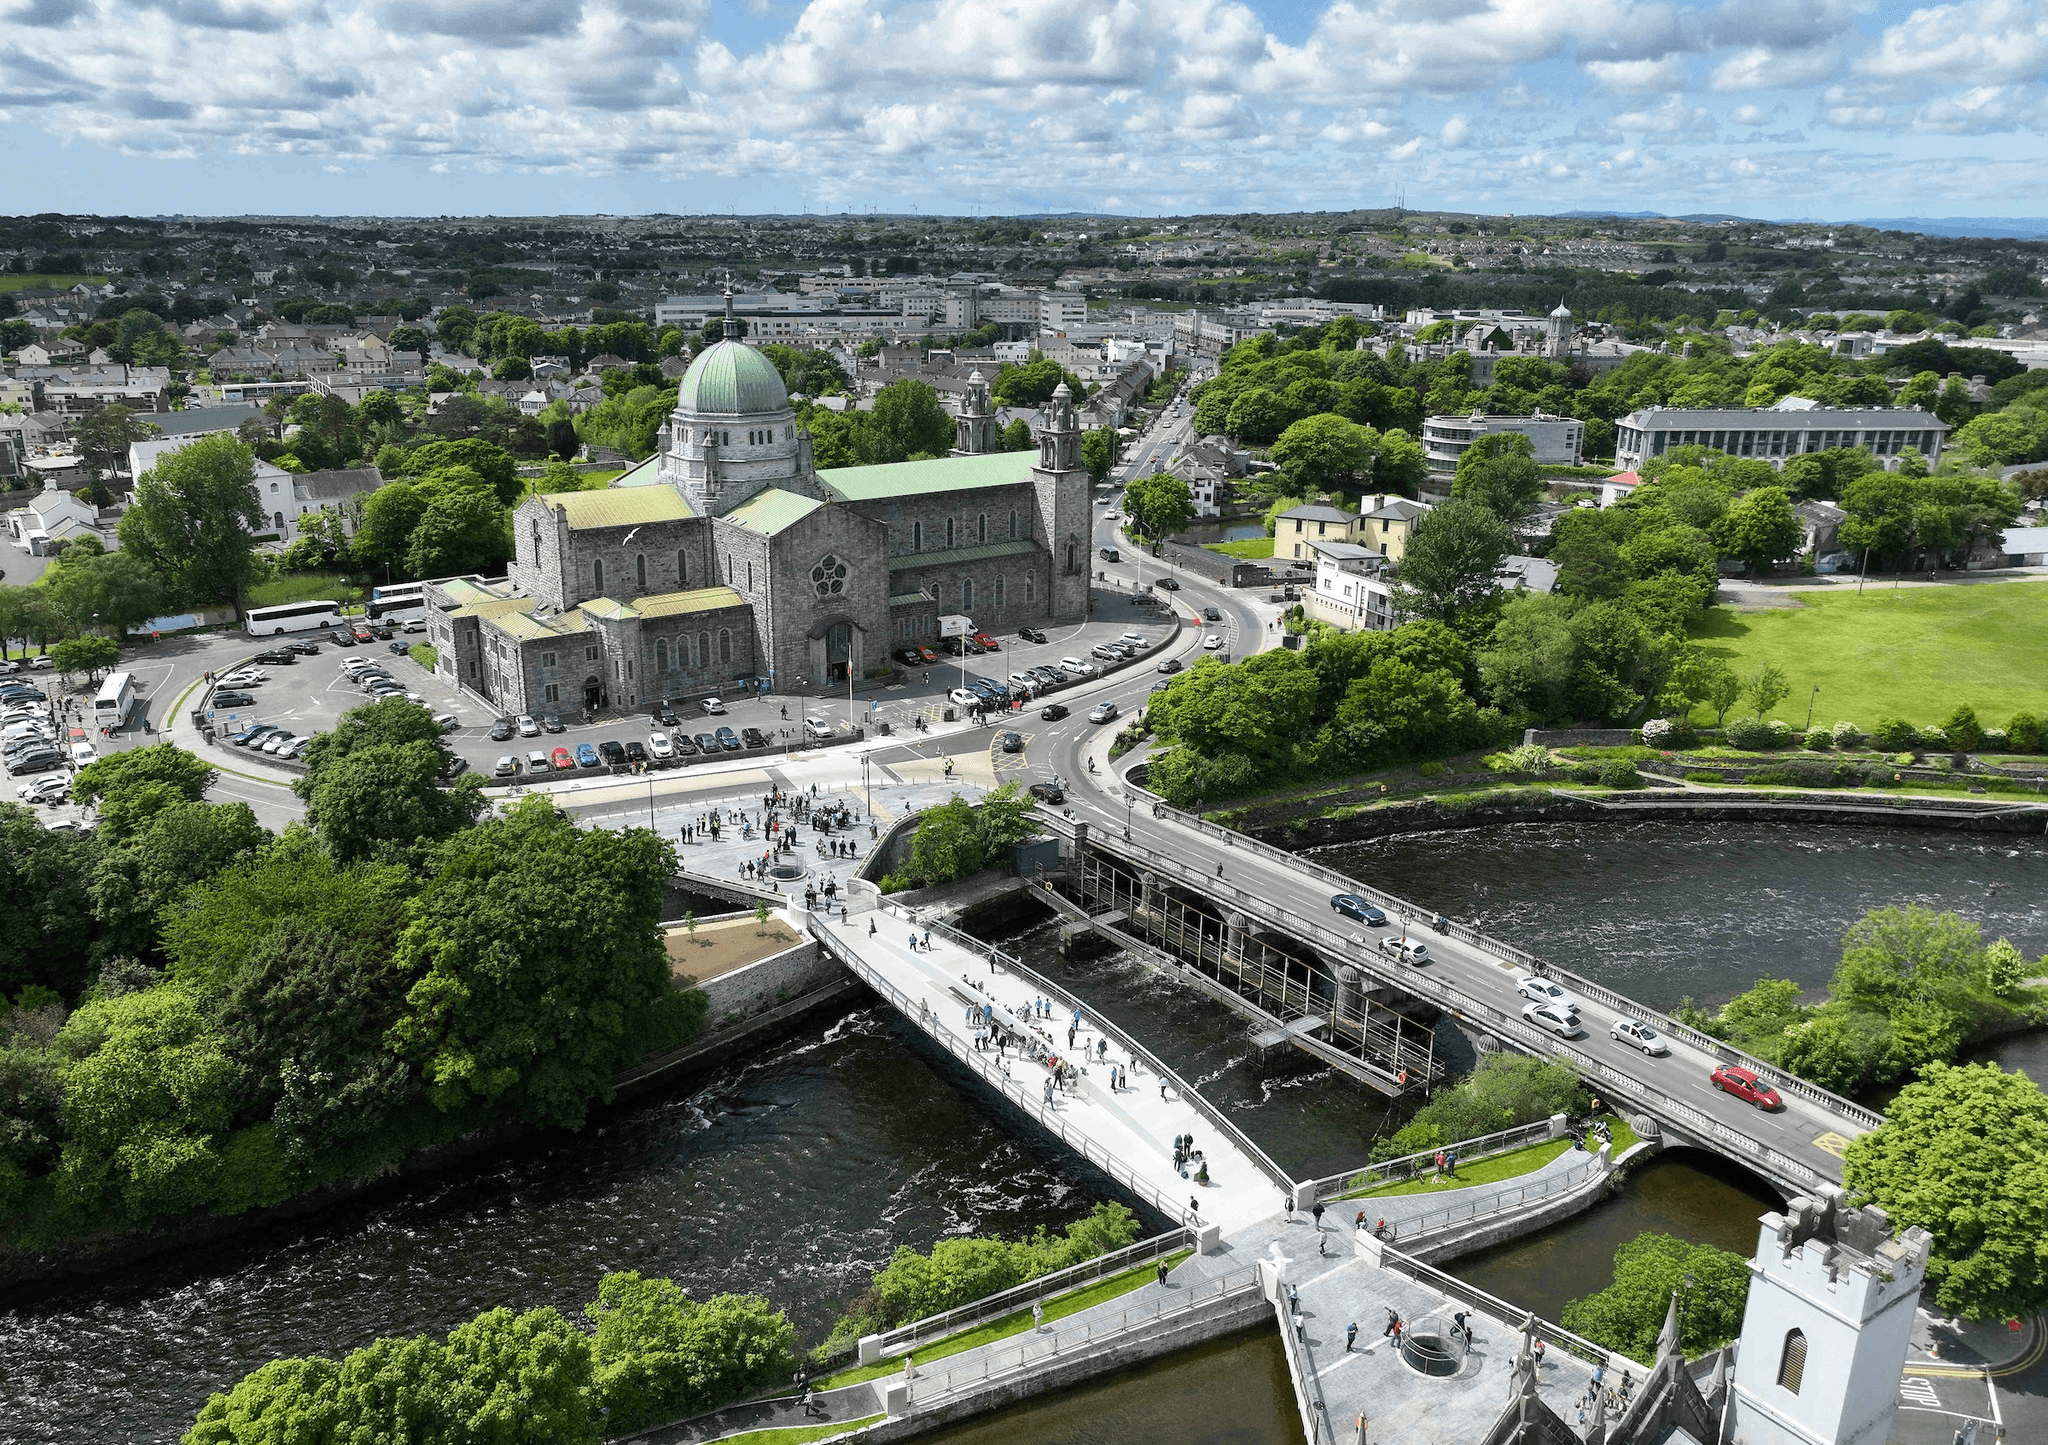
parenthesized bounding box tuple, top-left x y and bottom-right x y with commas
(1850, 217, 2048, 240)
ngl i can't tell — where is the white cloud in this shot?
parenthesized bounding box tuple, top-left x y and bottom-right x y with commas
(1862, 0, 2048, 84)
(1585, 55, 1684, 91)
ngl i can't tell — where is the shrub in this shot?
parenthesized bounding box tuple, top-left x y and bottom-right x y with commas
(1939, 706, 1984, 753)
(1640, 718, 1682, 746)
(1747, 767, 1794, 786)
(1599, 761, 1641, 789)
(1980, 729, 2010, 752)
(1572, 763, 1603, 784)
(1418, 760, 1444, 778)
(1920, 726, 1949, 752)
(1724, 717, 1778, 750)
(1831, 720, 1864, 749)
(1685, 769, 1724, 783)
(1766, 720, 1794, 747)
(1890, 752, 1915, 767)
(1487, 744, 1553, 776)
(1871, 716, 1920, 751)
(1804, 729, 1834, 751)
(2007, 712, 2046, 752)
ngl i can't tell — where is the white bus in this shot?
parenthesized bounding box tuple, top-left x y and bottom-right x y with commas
(94, 670, 135, 730)
(366, 581, 428, 628)
(245, 600, 344, 636)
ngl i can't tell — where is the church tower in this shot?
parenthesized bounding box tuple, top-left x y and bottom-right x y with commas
(1546, 299, 1573, 359)
(1726, 1186, 1930, 1445)
(953, 368, 996, 455)
(1031, 382, 1089, 621)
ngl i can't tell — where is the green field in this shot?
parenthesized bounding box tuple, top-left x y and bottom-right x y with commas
(246, 572, 366, 608)
(1203, 537, 1274, 559)
(711, 1415, 883, 1445)
(0, 274, 109, 293)
(1689, 582, 2048, 729)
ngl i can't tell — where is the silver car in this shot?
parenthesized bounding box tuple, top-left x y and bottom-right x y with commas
(1611, 1018, 1670, 1055)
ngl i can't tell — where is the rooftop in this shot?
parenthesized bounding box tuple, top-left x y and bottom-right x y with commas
(722, 487, 822, 537)
(634, 586, 749, 619)
(885, 538, 1040, 572)
(544, 486, 696, 530)
(821, 450, 1037, 502)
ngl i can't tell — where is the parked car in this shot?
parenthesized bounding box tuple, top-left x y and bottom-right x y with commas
(1514, 974, 1581, 1016)
(212, 690, 255, 708)
(1040, 703, 1070, 721)
(648, 732, 676, 761)
(526, 749, 551, 773)
(714, 726, 741, 751)
(1330, 894, 1387, 926)
(490, 717, 516, 741)
(434, 713, 459, 733)
(972, 632, 1000, 651)
(1523, 1000, 1583, 1038)
(517, 714, 540, 737)
(16, 775, 69, 804)
(494, 755, 520, 777)
(388, 640, 409, 654)
(286, 640, 320, 655)
(252, 649, 296, 665)
(895, 647, 927, 667)
(551, 746, 575, 771)
(1610, 1019, 1669, 1056)
(576, 742, 601, 768)
(260, 732, 296, 755)
(998, 731, 1024, 753)
(1091, 643, 1122, 661)
(741, 726, 769, 748)
(540, 713, 565, 734)
(1027, 781, 1065, 804)
(1018, 626, 1048, 644)
(804, 717, 835, 741)
(1157, 658, 1182, 674)
(231, 724, 281, 748)
(27, 655, 53, 670)
(701, 697, 727, 715)
(440, 754, 469, 779)
(624, 740, 649, 765)
(948, 687, 982, 707)
(694, 731, 720, 754)
(913, 645, 938, 663)
(1088, 701, 1121, 724)
(9, 748, 63, 775)
(1059, 657, 1096, 677)
(652, 700, 680, 726)
(598, 740, 628, 765)
(1710, 1065, 1782, 1110)
(1378, 936, 1431, 966)
(329, 630, 356, 647)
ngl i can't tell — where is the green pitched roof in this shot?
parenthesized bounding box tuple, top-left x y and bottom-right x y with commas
(611, 455, 667, 487)
(722, 487, 822, 536)
(680, 340, 789, 416)
(820, 450, 1037, 502)
(635, 586, 749, 618)
(546, 486, 695, 530)
(886, 539, 1039, 572)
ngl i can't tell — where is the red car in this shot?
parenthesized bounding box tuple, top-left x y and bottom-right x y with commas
(1710, 1064, 1782, 1110)
(915, 645, 938, 663)
(973, 631, 1001, 651)
(551, 746, 575, 772)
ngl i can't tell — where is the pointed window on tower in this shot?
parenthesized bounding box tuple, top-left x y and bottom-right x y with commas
(1777, 1330, 1806, 1395)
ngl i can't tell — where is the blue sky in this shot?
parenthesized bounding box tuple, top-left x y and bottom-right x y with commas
(0, 0, 2041, 220)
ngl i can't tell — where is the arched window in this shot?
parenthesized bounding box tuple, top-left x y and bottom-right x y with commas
(912, 521, 923, 553)
(655, 638, 669, 672)
(961, 579, 974, 609)
(698, 631, 710, 667)
(531, 518, 542, 556)
(976, 513, 987, 544)
(635, 553, 647, 591)
(676, 550, 687, 587)
(1009, 510, 1019, 539)
(945, 517, 956, 548)
(274, 511, 285, 529)
(1777, 1330, 1806, 1395)
(593, 558, 604, 593)
(718, 629, 733, 664)
(1025, 571, 1036, 602)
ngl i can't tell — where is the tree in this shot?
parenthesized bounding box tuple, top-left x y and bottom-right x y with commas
(1838, 471, 1919, 567)
(88, 799, 267, 963)
(1450, 432, 1545, 525)
(906, 795, 986, 886)
(1270, 413, 1376, 495)
(74, 406, 160, 484)
(1080, 426, 1118, 483)
(353, 477, 431, 578)
(118, 434, 264, 606)
(1740, 662, 1789, 721)
(1146, 649, 1319, 762)
(1224, 387, 1286, 443)
(1561, 1234, 1750, 1360)
(404, 483, 511, 579)
(0, 802, 98, 1000)
(41, 546, 169, 636)
(49, 634, 120, 681)
(299, 740, 486, 867)
(386, 798, 675, 1130)
(1372, 428, 1428, 496)
(1843, 1062, 2048, 1321)
(1392, 498, 1510, 623)
(990, 354, 1086, 408)
(1476, 593, 1577, 722)
(72, 742, 217, 843)
(1712, 485, 1803, 575)
(865, 380, 954, 463)
(400, 438, 521, 508)
(1122, 471, 1195, 541)
(586, 1274, 795, 1433)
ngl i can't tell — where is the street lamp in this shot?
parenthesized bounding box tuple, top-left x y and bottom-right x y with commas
(1804, 683, 1820, 733)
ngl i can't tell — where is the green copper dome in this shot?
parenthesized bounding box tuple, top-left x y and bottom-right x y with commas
(678, 340, 789, 416)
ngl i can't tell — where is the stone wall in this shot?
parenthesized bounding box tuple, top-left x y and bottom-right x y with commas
(1524, 727, 1639, 747)
(695, 939, 846, 1032)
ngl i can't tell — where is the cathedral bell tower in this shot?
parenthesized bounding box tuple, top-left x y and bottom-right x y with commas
(1038, 382, 1080, 472)
(953, 368, 996, 455)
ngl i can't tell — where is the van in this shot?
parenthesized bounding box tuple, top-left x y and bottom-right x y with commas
(1100, 546, 1121, 562)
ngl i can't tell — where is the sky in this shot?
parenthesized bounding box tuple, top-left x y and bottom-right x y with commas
(0, 0, 2042, 221)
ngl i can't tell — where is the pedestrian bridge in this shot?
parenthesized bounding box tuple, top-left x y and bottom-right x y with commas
(1031, 803, 1879, 1202)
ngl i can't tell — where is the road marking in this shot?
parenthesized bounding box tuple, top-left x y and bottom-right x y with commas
(1813, 1131, 1853, 1157)
(1899, 1376, 1941, 1408)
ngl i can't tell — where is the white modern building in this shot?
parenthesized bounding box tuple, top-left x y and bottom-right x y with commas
(1421, 412, 1585, 487)
(1305, 539, 1399, 632)
(1615, 398, 1948, 472)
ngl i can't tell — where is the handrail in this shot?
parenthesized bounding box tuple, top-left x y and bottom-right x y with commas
(883, 895, 1293, 1195)
(1273, 1293, 1337, 1445)
(1298, 1118, 1560, 1204)
(808, 920, 1188, 1225)
(1372, 1156, 1602, 1242)
(1126, 790, 1885, 1131)
(873, 1227, 1194, 1353)
(901, 1267, 1261, 1408)
(1053, 823, 1832, 1192)
(1377, 1241, 1651, 1377)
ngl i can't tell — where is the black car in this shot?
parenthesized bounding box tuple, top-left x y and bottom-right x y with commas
(287, 640, 321, 655)
(540, 713, 565, 734)
(715, 726, 741, 751)
(1330, 894, 1388, 927)
(1018, 626, 1048, 644)
(672, 734, 702, 757)
(1156, 577, 1180, 591)
(387, 640, 409, 654)
(895, 647, 926, 666)
(623, 740, 649, 765)
(253, 649, 297, 665)
(1040, 702, 1070, 721)
(597, 739, 627, 766)
(1027, 781, 1065, 804)
(1, 687, 46, 703)
(1203, 606, 1222, 621)
(998, 731, 1024, 753)
(490, 717, 516, 741)
(212, 690, 256, 708)
(741, 727, 769, 749)
(329, 630, 356, 646)
(1157, 658, 1182, 674)
(652, 700, 680, 726)
(694, 731, 719, 754)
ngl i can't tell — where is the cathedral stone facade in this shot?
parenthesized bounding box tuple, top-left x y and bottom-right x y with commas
(427, 318, 1090, 716)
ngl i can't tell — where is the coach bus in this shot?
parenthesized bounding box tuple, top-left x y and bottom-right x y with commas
(365, 581, 428, 627)
(93, 670, 136, 731)
(244, 600, 345, 636)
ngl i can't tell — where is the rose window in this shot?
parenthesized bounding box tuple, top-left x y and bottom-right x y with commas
(812, 554, 848, 597)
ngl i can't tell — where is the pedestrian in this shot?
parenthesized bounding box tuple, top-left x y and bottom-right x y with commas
(1383, 1308, 1398, 1337)
(1392, 1317, 1403, 1342)
(1044, 1079, 1054, 1106)
(1318, 1233, 1327, 1258)
(1159, 1078, 1168, 1101)
(1355, 1210, 1366, 1233)
(1453, 1311, 1468, 1344)
(1033, 1301, 1044, 1332)
(1434, 1149, 1445, 1177)
(1068, 1025, 1077, 1048)
(922, 930, 932, 951)
(1533, 1339, 1545, 1365)
(1446, 1148, 1458, 1177)
(1156, 1260, 1169, 1286)
(1288, 1285, 1300, 1313)
(869, 919, 876, 938)
(1312, 1201, 1325, 1232)
(908, 931, 918, 952)
(1188, 1196, 1198, 1218)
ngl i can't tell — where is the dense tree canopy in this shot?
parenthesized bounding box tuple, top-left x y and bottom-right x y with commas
(117, 434, 264, 605)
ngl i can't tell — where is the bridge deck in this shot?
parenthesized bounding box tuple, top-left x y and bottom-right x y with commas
(811, 907, 1288, 1234)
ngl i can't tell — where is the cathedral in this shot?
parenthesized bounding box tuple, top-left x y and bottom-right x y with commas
(425, 303, 1091, 715)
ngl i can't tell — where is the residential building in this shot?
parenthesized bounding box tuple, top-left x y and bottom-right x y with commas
(6, 482, 109, 555)
(1275, 502, 1362, 561)
(1421, 412, 1585, 488)
(1172, 309, 1269, 358)
(1357, 494, 1431, 564)
(1614, 399, 1948, 472)
(1039, 292, 1088, 331)
(1497, 555, 1560, 593)
(1305, 540, 1398, 632)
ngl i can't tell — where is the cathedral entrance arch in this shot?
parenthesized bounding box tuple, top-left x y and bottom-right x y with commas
(806, 615, 862, 689)
(824, 621, 853, 683)
(582, 675, 602, 711)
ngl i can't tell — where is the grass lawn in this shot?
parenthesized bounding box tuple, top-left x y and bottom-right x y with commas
(708, 1414, 883, 1445)
(247, 572, 365, 608)
(1688, 583, 2048, 729)
(1338, 1118, 1641, 1201)
(1203, 537, 1274, 559)
(407, 642, 438, 672)
(816, 1252, 1191, 1390)
(0, 274, 108, 292)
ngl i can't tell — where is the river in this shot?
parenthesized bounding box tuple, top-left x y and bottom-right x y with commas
(3, 820, 2043, 1443)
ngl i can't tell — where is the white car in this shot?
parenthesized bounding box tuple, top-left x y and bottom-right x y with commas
(949, 687, 981, 707)
(517, 714, 540, 737)
(1523, 1000, 1583, 1038)
(702, 697, 727, 715)
(804, 717, 835, 741)
(70, 741, 99, 766)
(494, 755, 520, 777)
(0, 660, 17, 674)
(647, 731, 675, 760)
(526, 749, 551, 773)
(1119, 632, 1147, 647)
(275, 738, 308, 759)
(1202, 633, 1224, 650)
(1378, 936, 1431, 966)
(1515, 973, 1581, 1015)
(261, 732, 296, 754)
(28, 655, 53, 670)
(219, 671, 265, 687)
(16, 776, 68, 804)
(1611, 1018, 1670, 1055)
(1060, 657, 1097, 677)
